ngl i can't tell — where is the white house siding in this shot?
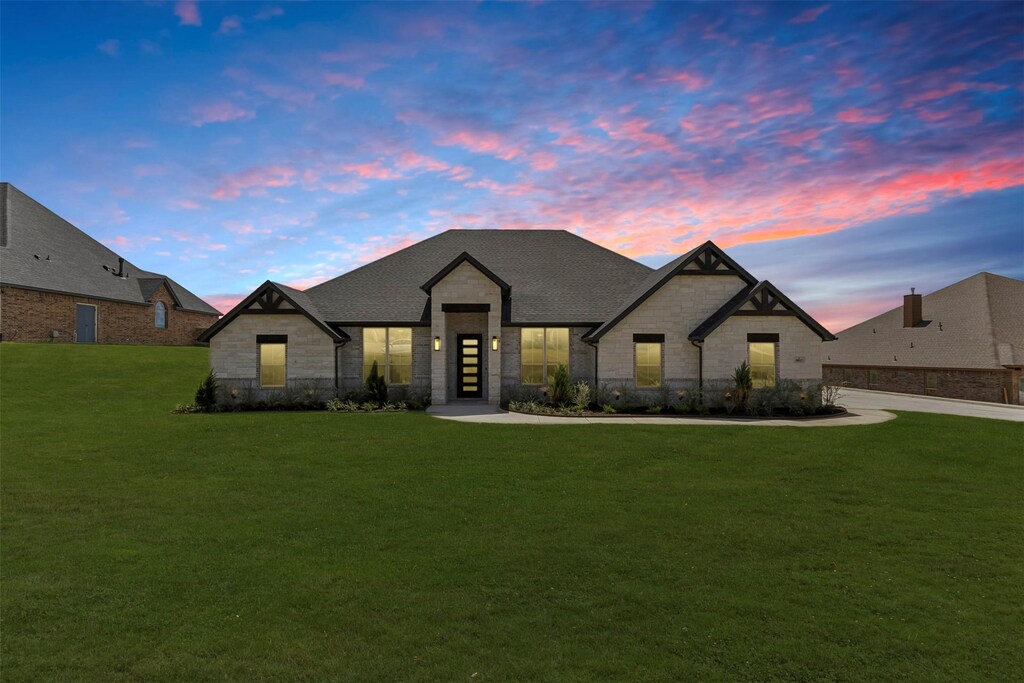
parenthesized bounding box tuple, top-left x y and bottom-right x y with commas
(335, 325, 432, 397)
(703, 316, 822, 383)
(597, 275, 747, 387)
(428, 261, 503, 404)
(210, 313, 335, 383)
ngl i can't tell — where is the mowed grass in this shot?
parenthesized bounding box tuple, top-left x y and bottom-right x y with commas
(1, 343, 1022, 682)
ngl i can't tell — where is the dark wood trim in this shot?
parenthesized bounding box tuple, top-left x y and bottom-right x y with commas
(442, 303, 491, 313)
(733, 310, 798, 316)
(239, 309, 305, 314)
(633, 333, 665, 343)
(747, 333, 780, 343)
(328, 321, 431, 327)
(676, 269, 742, 276)
(197, 281, 348, 343)
(504, 322, 601, 328)
(257, 334, 288, 344)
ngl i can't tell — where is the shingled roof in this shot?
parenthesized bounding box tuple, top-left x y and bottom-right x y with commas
(823, 272, 1024, 370)
(0, 183, 219, 315)
(304, 229, 653, 324)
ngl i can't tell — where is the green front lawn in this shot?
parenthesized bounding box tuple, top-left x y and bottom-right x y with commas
(1, 343, 1021, 681)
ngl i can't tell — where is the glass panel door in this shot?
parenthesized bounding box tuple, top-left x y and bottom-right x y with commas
(456, 334, 483, 399)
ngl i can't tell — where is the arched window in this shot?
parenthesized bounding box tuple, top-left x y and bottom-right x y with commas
(155, 301, 167, 329)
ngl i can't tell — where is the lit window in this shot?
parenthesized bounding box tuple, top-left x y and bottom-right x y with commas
(635, 342, 662, 387)
(520, 328, 569, 384)
(363, 328, 413, 385)
(259, 343, 286, 388)
(155, 301, 167, 329)
(749, 342, 776, 388)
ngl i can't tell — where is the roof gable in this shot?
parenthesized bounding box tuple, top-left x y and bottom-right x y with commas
(420, 251, 511, 296)
(197, 280, 349, 343)
(584, 241, 757, 341)
(689, 280, 836, 341)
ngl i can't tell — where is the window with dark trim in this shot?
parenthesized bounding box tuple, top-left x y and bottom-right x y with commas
(926, 372, 938, 393)
(258, 334, 287, 388)
(521, 328, 569, 384)
(747, 333, 778, 388)
(635, 340, 663, 387)
(869, 368, 878, 386)
(154, 301, 167, 329)
(363, 328, 413, 384)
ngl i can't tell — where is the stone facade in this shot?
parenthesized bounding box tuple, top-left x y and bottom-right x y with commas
(704, 316, 822, 383)
(824, 364, 1021, 405)
(597, 275, 747, 387)
(428, 261, 503, 404)
(335, 325, 432, 396)
(210, 313, 336, 384)
(0, 284, 216, 345)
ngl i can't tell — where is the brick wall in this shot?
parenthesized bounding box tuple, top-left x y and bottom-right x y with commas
(0, 285, 217, 345)
(823, 364, 1019, 404)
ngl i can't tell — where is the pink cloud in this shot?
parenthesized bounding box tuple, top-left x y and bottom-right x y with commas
(218, 16, 243, 35)
(102, 234, 161, 251)
(436, 129, 523, 161)
(665, 71, 709, 92)
(837, 107, 887, 124)
(745, 91, 812, 123)
(211, 164, 298, 200)
(167, 230, 227, 251)
(204, 294, 245, 314)
(323, 72, 365, 88)
(595, 115, 677, 154)
(174, 0, 201, 27)
(177, 198, 203, 210)
(777, 129, 822, 147)
(790, 4, 829, 24)
(188, 101, 255, 127)
(338, 161, 400, 180)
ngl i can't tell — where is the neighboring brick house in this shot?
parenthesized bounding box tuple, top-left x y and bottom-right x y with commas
(199, 230, 834, 405)
(823, 273, 1024, 405)
(0, 183, 220, 344)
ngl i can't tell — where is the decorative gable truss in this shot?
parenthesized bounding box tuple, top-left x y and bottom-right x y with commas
(197, 280, 348, 343)
(678, 245, 748, 277)
(689, 280, 836, 341)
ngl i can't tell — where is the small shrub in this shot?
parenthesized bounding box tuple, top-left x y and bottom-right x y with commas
(365, 361, 388, 404)
(194, 370, 219, 412)
(820, 381, 841, 408)
(551, 364, 571, 406)
(360, 401, 379, 412)
(601, 403, 616, 414)
(570, 381, 591, 412)
(171, 403, 201, 414)
(731, 361, 752, 413)
(646, 405, 663, 414)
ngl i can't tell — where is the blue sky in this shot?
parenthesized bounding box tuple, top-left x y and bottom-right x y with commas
(2, 1, 1022, 330)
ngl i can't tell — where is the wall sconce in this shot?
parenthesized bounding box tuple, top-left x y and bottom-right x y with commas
(491, 335, 500, 351)
(433, 336, 441, 351)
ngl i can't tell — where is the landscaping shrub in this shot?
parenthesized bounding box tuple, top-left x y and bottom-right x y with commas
(194, 370, 219, 412)
(365, 361, 388, 404)
(570, 381, 591, 412)
(551, 364, 571, 406)
(731, 361, 752, 413)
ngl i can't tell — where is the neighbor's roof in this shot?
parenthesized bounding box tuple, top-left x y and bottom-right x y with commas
(0, 182, 219, 315)
(305, 229, 653, 324)
(823, 272, 1024, 370)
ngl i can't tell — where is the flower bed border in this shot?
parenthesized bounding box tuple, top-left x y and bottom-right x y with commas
(506, 406, 850, 421)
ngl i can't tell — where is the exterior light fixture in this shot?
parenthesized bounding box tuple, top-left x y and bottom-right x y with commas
(433, 336, 441, 351)
(491, 335, 499, 351)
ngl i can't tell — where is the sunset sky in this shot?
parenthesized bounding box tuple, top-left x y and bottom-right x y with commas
(2, 1, 1022, 331)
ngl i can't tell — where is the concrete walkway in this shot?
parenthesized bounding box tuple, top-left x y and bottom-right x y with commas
(837, 388, 1024, 423)
(427, 401, 895, 427)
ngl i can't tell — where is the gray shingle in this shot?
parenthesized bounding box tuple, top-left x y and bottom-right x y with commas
(305, 229, 653, 324)
(823, 273, 1024, 370)
(0, 183, 219, 315)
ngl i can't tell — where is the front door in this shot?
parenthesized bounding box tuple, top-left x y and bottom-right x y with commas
(75, 304, 96, 343)
(456, 334, 483, 399)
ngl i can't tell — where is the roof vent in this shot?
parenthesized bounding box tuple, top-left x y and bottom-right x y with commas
(903, 288, 923, 328)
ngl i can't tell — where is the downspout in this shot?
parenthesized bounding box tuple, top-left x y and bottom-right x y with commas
(334, 340, 348, 395)
(584, 339, 599, 385)
(691, 339, 703, 391)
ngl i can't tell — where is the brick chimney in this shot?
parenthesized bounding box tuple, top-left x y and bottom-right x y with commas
(903, 288, 922, 328)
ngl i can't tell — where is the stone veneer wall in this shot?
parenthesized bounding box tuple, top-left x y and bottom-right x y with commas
(428, 261, 502, 404)
(823, 364, 1020, 405)
(500, 326, 597, 389)
(335, 325, 432, 397)
(704, 316, 823, 383)
(0, 284, 217, 345)
(597, 275, 748, 388)
(210, 313, 335, 385)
